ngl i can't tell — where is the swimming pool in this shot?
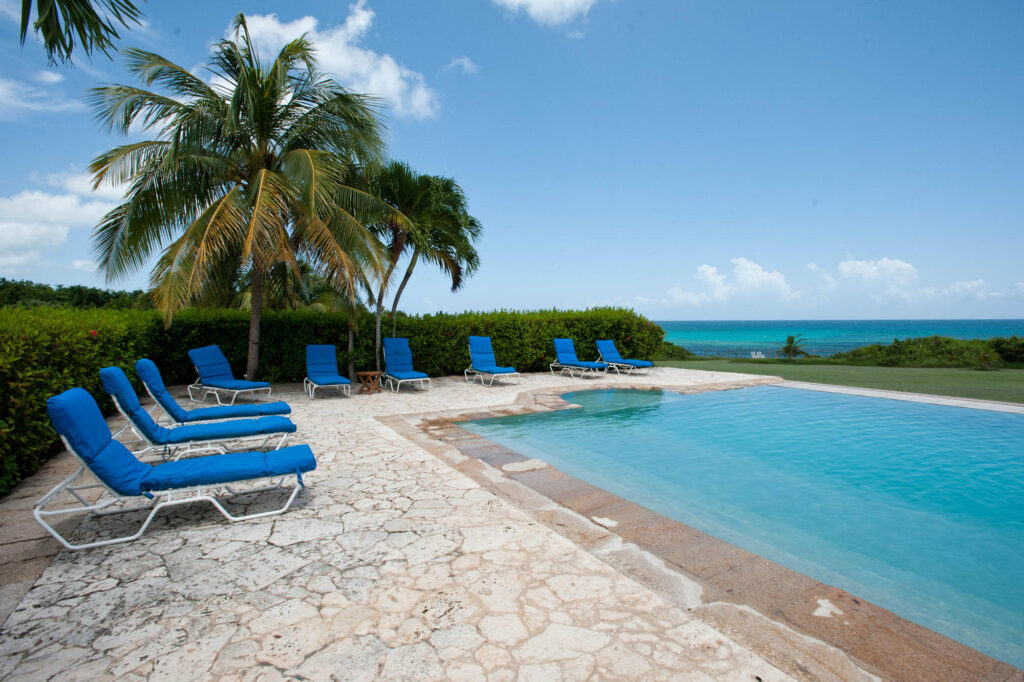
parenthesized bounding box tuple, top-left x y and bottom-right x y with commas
(461, 386, 1024, 667)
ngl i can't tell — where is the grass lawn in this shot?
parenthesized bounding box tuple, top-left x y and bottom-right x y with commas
(660, 360, 1024, 404)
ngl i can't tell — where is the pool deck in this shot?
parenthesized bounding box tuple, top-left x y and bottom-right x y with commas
(0, 368, 1020, 681)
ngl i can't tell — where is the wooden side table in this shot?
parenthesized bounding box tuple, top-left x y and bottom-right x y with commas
(356, 370, 383, 395)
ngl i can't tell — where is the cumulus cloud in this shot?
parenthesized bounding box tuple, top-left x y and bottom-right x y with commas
(238, 4, 439, 119)
(0, 76, 85, 117)
(492, 0, 598, 25)
(838, 257, 917, 286)
(666, 257, 794, 306)
(0, 191, 116, 270)
(71, 259, 98, 272)
(945, 279, 1003, 300)
(445, 56, 479, 75)
(47, 171, 126, 201)
(35, 71, 64, 83)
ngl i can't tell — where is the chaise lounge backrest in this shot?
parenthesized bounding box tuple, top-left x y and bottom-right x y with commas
(553, 338, 580, 364)
(99, 366, 170, 444)
(306, 345, 340, 378)
(188, 345, 235, 383)
(468, 336, 497, 369)
(382, 338, 414, 373)
(47, 388, 152, 496)
(595, 340, 624, 363)
(135, 359, 188, 422)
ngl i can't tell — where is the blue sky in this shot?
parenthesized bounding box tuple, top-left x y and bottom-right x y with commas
(1, 0, 1022, 320)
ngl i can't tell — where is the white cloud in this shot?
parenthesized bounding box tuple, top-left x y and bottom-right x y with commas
(47, 171, 126, 201)
(0, 251, 42, 269)
(35, 71, 64, 84)
(0, 191, 116, 270)
(566, 30, 585, 39)
(492, 0, 598, 25)
(837, 257, 920, 301)
(445, 56, 479, 75)
(71, 259, 98, 272)
(666, 257, 794, 306)
(0, 77, 85, 117)
(945, 279, 1003, 300)
(838, 257, 917, 286)
(239, 4, 439, 119)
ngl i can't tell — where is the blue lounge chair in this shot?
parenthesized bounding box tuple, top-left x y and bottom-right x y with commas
(100, 367, 295, 458)
(381, 337, 431, 392)
(35, 387, 316, 550)
(135, 359, 291, 424)
(187, 345, 272, 405)
(550, 338, 608, 379)
(465, 336, 520, 386)
(596, 339, 654, 375)
(304, 345, 351, 398)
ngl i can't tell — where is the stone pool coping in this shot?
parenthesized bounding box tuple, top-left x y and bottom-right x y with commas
(383, 379, 1023, 682)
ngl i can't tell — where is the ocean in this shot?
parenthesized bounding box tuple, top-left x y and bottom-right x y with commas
(656, 320, 1024, 357)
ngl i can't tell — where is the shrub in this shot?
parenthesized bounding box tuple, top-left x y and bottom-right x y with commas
(836, 335, 1012, 368)
(655, 341, 693, 360)
(990, 336, 1024, 364)
(0, 306, 661, 496)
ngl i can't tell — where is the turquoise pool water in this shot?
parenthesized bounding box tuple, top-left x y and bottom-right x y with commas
(462, 387, 1024, 667)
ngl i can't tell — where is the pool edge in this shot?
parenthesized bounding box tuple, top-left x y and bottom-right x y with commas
(379, 380, 1023, 682)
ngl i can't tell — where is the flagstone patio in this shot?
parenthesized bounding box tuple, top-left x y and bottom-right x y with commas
(0, 368, 872, 680)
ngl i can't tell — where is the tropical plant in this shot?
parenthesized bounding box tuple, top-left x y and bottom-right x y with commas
(387, 175, 481, 337)
(87, 14, 405, 379)
(364, 161, 481, 367)
(19, 0, 143, 63)
(774, 334, 810, 361)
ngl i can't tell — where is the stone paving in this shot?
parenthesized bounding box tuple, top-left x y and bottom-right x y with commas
(0, 368, 799, 681)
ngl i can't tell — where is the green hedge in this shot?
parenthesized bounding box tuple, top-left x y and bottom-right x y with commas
(834, 335, 1021, 368)
(0, 306, 662, 496)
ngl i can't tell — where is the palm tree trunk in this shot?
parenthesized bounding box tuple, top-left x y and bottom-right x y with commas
(390, 252, 419, 337)
(246, 263, 264, 380)
(347, 323, 355, 380)
(374, 263, 396, 371)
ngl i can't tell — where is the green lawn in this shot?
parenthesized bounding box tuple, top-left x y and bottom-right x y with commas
(660, 360, 1024, 404)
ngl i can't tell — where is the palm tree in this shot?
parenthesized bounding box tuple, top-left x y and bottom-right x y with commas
(88, 14, 405, 379)
(774, 335, 810, 361)
(387, 175, 481, 337)
(365, 162, 482, 366)
(19, 0, 143, 63)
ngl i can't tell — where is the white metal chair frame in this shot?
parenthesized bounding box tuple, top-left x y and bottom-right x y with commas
(597, 351, 653, 376)
(186, 367, 273, 405)
(382, 373, 431, 393)
(549, 361, 608, 380)
(33, 436, 305, 551)
(110, 396, 290, 461)
(303, 377, 351, 399)
(464, 366, 522, 386)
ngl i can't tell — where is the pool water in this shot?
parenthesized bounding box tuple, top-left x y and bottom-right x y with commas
(461, 386, 1024, 667)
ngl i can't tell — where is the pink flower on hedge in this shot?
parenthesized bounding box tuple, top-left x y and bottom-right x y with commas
(90, 330, 98, 337)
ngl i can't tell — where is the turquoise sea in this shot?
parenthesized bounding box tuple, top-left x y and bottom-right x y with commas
(657, 319, 1024, 356)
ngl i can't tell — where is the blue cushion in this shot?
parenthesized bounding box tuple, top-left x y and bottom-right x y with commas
(182, 403, 292, 422)
(135, 358, 189, 422)
(553, 338, 580, 364)
(595, 339, 624, 363)
(165, 415, 295, 444)
(308, 373, 351, 386)
(468, 336, 496, 368)
(617, 358, 654, 368)
(137, 358, 289, 422)
(560, 360, 609, 370)
(473, 365, 518, 374)
(187, 345, 236, 383)
(201, 378, 271, 391)
(46, 388, 153, 496)
(100, 367, 170, 444)
(140, 445, 317, 492)
(306, 345, 342, 378)
(387, 370, 429, 381)
(596, 340, 652, 367)
(382, 337, 415, 373)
